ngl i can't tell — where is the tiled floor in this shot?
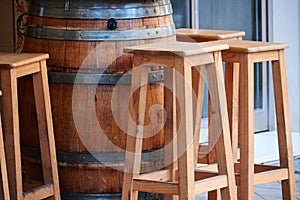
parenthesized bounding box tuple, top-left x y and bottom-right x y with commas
(196, 156, 300, 199)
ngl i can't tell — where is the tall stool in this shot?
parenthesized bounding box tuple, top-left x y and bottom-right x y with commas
(0, 53, 60, 199)
(207, 40, 295, 199)
(176, 28, 246, 200)
(0, 90, 10, 200)
(121, 41, 237, 199)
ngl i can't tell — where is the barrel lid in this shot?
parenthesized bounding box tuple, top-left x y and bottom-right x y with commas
(28, 0, 173, 19)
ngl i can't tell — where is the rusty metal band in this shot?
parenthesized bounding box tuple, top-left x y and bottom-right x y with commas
(48, 70, 164, 85)
(61, 192, 164, 200)
(26, 24, 175, 41)
(28, 0, 172, 19)
(22, 145, 164, 165)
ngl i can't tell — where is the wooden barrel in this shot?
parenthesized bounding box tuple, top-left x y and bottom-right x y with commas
(20, 0, 175, 198)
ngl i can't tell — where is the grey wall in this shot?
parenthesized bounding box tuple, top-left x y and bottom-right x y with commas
(198, 0, 257, 40)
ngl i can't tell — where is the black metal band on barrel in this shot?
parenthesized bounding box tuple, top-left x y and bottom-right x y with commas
(26, 25, 175, 41)
(22, 145, 164, 165)
(61, 192, 122, 200)
(28, 0, 172, 19)
(48, 70, 164, 85)
(61, 192, 164, 200)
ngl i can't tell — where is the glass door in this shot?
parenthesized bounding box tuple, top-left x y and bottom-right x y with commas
(171, 0, 269, 132)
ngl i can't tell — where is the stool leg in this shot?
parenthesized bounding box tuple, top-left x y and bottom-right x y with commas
(122, 62, 149, 200)
(0, 115, 10, 200)
(193, 66, 206, 165)
(1, 69, 23, 199)
(174, 57, 195, 200)
(239, 54, 254, 200)
(207, 101, 217, 163)
(32, 60, 60, 199)
(272, 50, 296, 200)
(208, 59, 240, 200)
(164, 67, 178, 200)
(206, 51, 237, 200)
(225, 62, 240, 162)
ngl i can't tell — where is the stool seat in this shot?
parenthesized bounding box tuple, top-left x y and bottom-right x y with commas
(123, 41, 229, 56)
(176, 28, 245, 42)
(206, 40, 288, 53)
(0, 53, 49, 68)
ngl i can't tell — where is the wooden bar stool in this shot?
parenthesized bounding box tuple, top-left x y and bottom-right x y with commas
(176, 28, 245, 164)
(206, 40, 296, 200)
(0, 90, 10, 200)
(0, 53, 60, 200)
(176, 28, 245, 200)
(121, 41, 237, 200)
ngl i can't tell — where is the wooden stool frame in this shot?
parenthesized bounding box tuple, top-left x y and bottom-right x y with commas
(0, 91, 10, 199)
(208, 40, 296, 200)
(121, 42, 237, 200)
(224, 41, 295, 200)
(176, 29, 245, 200)
(0, 53, 60, 200)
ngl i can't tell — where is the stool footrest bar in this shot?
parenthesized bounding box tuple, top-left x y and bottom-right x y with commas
(23, 183, 54, 200)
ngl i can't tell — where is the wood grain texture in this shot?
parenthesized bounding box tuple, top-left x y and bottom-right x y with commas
(122, 63, 149, 200)
(24, 15, 175, 73)
(1, 68, 23, 200)
(175, 28, 243, 200)
(123, 44, 237, 199)
(124, 41, 229, 57)
(272, 50, 296, 200)
(201, 40, 288, 53)
(21, 8, 176, 196)
(0, 53, 49, 68)
(176, 28, 245, 42)
(174, 56, 195, 200)
(220, 43, 296, 199)
(33, 60, 61, 199)
(0, 114, 10, 200)
(206, 51, 237, 200)
(238, 54, 255, 200)
(0, 55, 61, 199)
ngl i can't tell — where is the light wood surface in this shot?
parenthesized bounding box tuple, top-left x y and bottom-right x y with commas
(122, 60, 150, 200)
(219, 42, 296, 200)
(0, 113, 10, 199)
(202, 40, 288, 53)
(272, 50, 296, 199)
(0, 54, 60, 200)
(176, 28, 245, 41)
(0, 53, 49, 68)
(174, 56, 195, 200)
(123, 41, 229, 56)
(177, 31, 295, 199)
(1, 68, 23, 199)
